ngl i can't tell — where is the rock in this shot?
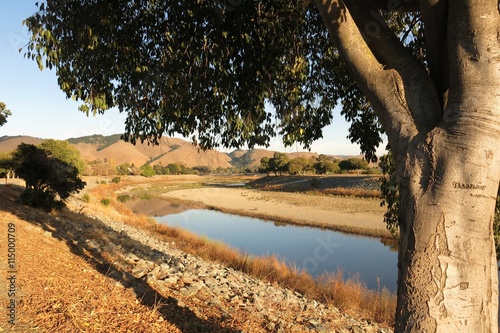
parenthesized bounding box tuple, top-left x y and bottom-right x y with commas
(124, 252, 140, 263)
(131, 267, 147, 279)
(85, 239, 101, 252)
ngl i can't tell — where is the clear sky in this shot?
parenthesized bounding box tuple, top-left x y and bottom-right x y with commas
(0, 2, 386, 156)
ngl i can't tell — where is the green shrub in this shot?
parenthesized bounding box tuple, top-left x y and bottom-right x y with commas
(111, 176, 121, 184)
(100, 198, 111, 206)
(117, 194, 131, 202)
(82, 193, 90, 203)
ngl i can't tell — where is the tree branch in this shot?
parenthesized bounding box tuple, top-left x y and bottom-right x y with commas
(419, 0, 449, 110)
(370, 0, 421, 12)
(314, 0, 417, 153)
(344, 1, 442, 132)
(314, 0, 441, 154)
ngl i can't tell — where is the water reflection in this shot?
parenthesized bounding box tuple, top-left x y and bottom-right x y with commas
(155, 209, 398, 292)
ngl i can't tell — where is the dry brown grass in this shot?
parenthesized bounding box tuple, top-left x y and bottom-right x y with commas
(0, 184, 266, 333)
(0, 207, 183, 333)
(318, 187, 382, 198)
(86, 183, 396, 325)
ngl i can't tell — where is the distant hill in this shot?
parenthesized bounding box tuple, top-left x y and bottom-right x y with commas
(0, 134, 367, 170)
(0, 136, 44, 152)
(0, 135, 232, 169)
(228, 149, 328, 170)
(67, 134, 122, 151)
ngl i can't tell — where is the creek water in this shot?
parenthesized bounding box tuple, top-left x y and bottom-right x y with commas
(155, 208, 398, 292)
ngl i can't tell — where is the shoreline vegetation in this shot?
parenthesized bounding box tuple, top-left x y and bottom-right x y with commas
(84, 174, 397, 325)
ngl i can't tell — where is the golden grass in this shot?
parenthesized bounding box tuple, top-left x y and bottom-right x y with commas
(0, 208, 183, 332)
(86, 183, 396, 325)
(319, 187, 382, 198)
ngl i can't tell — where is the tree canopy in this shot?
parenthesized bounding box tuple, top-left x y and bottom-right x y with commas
(13, 143, 86, 210)
(39, 139, 86, 174)
(23, 1, 383, 160)
(0, 102, 11, 127)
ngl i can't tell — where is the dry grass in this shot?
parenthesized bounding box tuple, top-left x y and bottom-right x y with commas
(0, 184, 266, 333)
(86, 183, 396, 325)
(0, 207, 183, 332)
(317, 187, 382, 198)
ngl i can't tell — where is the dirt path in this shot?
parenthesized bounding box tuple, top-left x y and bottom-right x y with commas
(162, 187, 390, 237)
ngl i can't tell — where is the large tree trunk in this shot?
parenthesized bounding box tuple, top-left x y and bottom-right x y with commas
(395, 126, 500, 331)
(314, 0, 500, 331)
(392, 2, 500, 330)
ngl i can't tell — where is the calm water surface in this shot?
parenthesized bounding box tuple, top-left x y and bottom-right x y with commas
(156, 209, 398, 292)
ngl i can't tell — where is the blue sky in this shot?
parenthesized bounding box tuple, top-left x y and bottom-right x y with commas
(0, 2, 386, 156)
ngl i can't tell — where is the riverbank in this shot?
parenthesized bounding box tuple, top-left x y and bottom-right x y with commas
(118, 174, 391, 239)
(162, 186, 390, 238)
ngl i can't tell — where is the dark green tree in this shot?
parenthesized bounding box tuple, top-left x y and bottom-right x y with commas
(193, 165, 211, 174)
(258, 157, 271, 175)
(13, 143, 85, 210)
(24, 1, 500, 330)
(288, 156, 313, 175)
(139, 163, 156, 177)
(39, 139, 86, 174)
(153, 163, 165, 175)
(167, 163, 184, 175)
(313, 155, 339, 174)
(338, 158, 369, 172)
(270, 152, 289, 175)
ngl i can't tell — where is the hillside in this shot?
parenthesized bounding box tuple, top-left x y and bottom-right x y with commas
(0, 180, 392, 332)
(1, 134, 233, 169)
(0, 135, 44, 151)
(228, 149, 324, 170)
(0, 134, 368, 170)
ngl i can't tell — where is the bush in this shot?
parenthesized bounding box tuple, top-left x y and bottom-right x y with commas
(117, 194, 131, 202)
(139, 164, 156, 177)
(82, 193, 91, 203)
(19, 188, 64, 211)
(100, 198, 111, 206)
(111, 176, 121, 184)
(13, 143, 85, 211)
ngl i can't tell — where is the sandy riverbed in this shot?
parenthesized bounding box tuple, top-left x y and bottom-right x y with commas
(161, 187, 391, 237)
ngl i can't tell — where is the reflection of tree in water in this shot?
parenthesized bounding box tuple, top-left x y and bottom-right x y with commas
(380, 237, 398, 252)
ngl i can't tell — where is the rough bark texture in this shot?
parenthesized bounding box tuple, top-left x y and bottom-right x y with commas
(315, 0, 500, 331)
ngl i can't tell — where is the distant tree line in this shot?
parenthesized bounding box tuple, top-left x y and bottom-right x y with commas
(258, 152, 378, 175)
(82, 159, 241, 177)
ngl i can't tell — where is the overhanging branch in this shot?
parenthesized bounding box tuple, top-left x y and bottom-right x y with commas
(314, 0, 419, 153)
(344, 0, 442, 133)
(370, 0, 421, 12)
(314, 0, 442, 156)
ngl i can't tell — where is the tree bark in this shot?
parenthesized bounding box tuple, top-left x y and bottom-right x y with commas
(314, 0, 500, 331)
(396, 127, 500, 331)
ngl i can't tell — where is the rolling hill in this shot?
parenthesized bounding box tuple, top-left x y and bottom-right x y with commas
(0, 134, 362, 170)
